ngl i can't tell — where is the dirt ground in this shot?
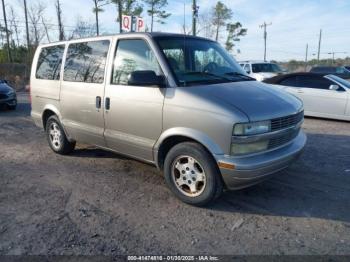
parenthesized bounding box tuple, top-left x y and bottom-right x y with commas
(0, 93, 349, 256)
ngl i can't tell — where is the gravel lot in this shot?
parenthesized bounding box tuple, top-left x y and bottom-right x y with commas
(0, 93, 350, 256)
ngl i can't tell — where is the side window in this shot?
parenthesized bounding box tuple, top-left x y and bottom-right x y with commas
(336, 67, 345, 74)
(111, 39, 162, 85)
(297, 76, 332, 89)
(36, 45, 65, 80)
(64, 40, 110, 83)
(164, 49, 185, 72)
(279, 76, 297, 87)
(243, 64, 251, 73)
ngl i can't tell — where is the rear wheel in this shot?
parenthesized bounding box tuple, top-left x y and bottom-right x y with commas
(164, 142, 223, 206)
(46, 115, 75, 155)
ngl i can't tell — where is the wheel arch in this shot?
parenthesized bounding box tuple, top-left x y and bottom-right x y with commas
(154, 128, 223, 170)
(42, 105, 62, 130)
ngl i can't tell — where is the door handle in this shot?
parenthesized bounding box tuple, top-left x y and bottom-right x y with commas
(96, 96, 101, 109)
(105, 97, 110, 110)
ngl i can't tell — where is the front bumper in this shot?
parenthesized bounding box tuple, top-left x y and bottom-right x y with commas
(0, 96, 17, 107)
(215, 131, 306, 190)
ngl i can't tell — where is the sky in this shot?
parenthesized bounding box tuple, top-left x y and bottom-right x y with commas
(2, 0, 350, 61)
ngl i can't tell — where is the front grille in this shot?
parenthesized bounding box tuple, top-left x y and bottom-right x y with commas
(268, 130, 299, 149)
(271, 111, 304, 131)
(0, 93, 8, 100)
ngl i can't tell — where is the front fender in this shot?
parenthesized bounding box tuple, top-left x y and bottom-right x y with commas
(154, 126, 224, 158)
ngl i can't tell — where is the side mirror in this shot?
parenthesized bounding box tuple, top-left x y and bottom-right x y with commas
(128, 70, 166, 87)
(329, 84, 340, 91)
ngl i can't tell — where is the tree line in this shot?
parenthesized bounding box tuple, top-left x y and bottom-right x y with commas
(0, 0, 246, 64)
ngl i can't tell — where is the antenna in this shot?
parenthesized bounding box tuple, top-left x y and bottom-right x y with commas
(183, 1, 186, 34)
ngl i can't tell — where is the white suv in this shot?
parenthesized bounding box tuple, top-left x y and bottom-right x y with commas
(239, 61, 284, 81)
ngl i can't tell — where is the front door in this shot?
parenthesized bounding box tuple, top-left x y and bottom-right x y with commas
(60, 39, 111, 146)
(103, 38, 165, 161)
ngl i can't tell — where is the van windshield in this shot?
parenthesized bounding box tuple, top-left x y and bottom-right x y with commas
(155, 36, 253, 86)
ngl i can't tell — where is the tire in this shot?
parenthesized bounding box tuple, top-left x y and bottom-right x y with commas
(164, 142, 223, 206)
(46, 115, 75, 155)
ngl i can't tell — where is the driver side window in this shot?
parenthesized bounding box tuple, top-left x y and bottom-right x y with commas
(111, 39, 162, 85)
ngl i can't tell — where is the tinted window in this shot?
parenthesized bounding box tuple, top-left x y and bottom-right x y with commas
(112, 39, 162, 85)
(64, 40, 110, 83)
(296, 75, 332, 89)
(36, 45, 65, 80)
(336, 67, 346, 74)
(279, 76, 297, 87)
(243, 64, 251, 73)
(252, 63, 282, 73)
(311, 67, 335, 73)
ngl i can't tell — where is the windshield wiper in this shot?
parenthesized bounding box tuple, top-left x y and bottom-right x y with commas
(183, 71, 232, 81)
(224, 72, 256, 81)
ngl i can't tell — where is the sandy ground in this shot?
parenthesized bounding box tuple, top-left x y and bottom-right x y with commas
(0, 93, 349, 256)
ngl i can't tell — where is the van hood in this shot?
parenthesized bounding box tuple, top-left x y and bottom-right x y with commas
(187, 81, 303, 122)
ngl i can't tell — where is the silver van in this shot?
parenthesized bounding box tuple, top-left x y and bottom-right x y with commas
(31, 33, 306, 206)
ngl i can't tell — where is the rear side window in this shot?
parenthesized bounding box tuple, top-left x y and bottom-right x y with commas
(36, 45, 65, 80)
(296, 76, 332, 89)
(279, 76, 297, 87)
(64, 40, 110, 83)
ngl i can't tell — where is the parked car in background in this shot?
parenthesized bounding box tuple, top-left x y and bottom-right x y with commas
(345, 66, 350, 71)
(0, 80, 17, 110)
(264, 73, 350, 121)
(30, 33, 306, 206)
(239, 61, 285, 81)
(310, 66, 350, 80)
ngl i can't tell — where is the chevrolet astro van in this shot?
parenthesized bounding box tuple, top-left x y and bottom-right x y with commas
(30, 33, 306, 206)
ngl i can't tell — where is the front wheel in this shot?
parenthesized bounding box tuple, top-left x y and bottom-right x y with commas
(164, 142, 223, 206)
(46, 115, 75, 155)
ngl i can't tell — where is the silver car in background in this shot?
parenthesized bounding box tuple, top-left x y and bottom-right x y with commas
(239, 60, 285, 81)
(30, 33, 306, 206)
(265, 73, 350, 121)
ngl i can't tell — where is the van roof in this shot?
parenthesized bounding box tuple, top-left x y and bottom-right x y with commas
(37, 32, 214, 47)
(239, 60, 275, 64)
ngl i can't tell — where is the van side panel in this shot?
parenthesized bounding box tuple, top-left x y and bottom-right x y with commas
(30, 44, 66, 128)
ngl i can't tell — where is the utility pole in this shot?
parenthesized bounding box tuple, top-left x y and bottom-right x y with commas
(56, 0, 64, 41)
(259, 22, 272, 62)
(304, 44, 308, 71)
(23, 0, 30, 48)
(192, 0, 198, 36)
(93, 0, 99, 36)
(317, 29, 322, 62)
(1, 0, 12, 62)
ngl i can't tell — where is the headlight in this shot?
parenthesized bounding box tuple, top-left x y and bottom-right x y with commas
(6, 91, 15, 97)
(233, 120, 271, 136)
(231, 141, 269, 155)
